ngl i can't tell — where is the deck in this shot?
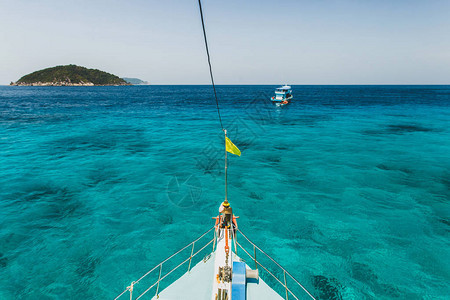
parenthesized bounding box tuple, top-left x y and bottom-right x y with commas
(152, 252, 283, 300)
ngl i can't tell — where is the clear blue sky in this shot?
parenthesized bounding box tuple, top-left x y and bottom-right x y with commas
(1, 0, 449, 84)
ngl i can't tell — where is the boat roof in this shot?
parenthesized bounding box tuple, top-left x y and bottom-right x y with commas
(277, 85, 291, 90)
(152, 252, 283, 300)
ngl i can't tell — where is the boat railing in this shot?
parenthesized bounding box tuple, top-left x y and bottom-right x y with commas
(113, 226, 216, 300)
(235, 228, 316, 300)
(113, 225, 316, 300)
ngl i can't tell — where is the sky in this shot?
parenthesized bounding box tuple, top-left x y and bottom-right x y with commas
(1, 0, 449, 85)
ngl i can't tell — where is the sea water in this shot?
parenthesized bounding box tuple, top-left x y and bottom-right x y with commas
(0, 85, 449, 299)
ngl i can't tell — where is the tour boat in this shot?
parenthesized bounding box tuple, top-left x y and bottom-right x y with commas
(271, 85, 293, 106)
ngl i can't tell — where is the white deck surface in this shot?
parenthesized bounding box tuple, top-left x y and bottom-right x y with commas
(152, 252, 283, 300)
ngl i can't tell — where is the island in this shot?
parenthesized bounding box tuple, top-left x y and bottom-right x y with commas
(10, 65, 130, 86)
(122, 77, 149, 85)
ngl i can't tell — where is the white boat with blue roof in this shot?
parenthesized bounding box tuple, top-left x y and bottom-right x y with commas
(271, 85, 293, 106)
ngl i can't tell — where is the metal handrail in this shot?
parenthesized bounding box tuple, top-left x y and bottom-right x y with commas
(236, 229, 316, 300)
(114, 226, 315, 300)
(236, 241, 301, 300)
(114, 226, 216, 300)
(136, 239, 214, 300)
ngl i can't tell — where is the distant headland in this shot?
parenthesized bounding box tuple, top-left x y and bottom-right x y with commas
(10, 65, 131, 86)
(122, 77, 149, 85)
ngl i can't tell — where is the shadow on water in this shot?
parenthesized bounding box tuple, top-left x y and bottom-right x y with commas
(49, 134, 116, 153)
(254, 113, 333, 127)
(312, 275, 343, 300)
(440, 176, 450, 191)
(376, 163, 413, 174)
(84, 165, 125, 188)
(47, 125, 151, 155)
(9, 182, 85, 222)
(362, 123, 438, 136)
(271, 214, 322, 242)
(0, 253, 8, 268)
(286, 114, 333, 127)
(351, 262, 378, 284)
(261, 154, 282, 164)
(351, 261, 401, 298)
(71, 251, 102, 299)
(306, 247, 402, 299)
(386, 124, 435, 133)
(248, 191, 263, 200)
(76, 252, 100, 279)
(273, 144, 290, 151)
(0, 112, 72, 126)
(157, 213, 174, 225)
(439, 218, 450, 232)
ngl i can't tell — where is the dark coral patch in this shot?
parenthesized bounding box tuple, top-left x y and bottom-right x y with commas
(0, 254, 8, 268)
(248, 192, 263, 200)
(312, 275, 343, 300)
(386, 124, 433, 133)
(351, 262, 378, 283)
(362, 123, 436, 136)
(76, 254, 100, 278)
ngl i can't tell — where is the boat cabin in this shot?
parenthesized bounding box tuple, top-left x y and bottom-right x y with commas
(273, 85, 292, 101)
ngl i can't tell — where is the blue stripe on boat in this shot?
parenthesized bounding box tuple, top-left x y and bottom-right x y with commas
(232, 261, 246, 300)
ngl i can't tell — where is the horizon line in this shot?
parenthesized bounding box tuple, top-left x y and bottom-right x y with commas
(1, 83, 449, 86)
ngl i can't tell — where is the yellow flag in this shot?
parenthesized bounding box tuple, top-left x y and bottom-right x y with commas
(225, 137, 241, 156)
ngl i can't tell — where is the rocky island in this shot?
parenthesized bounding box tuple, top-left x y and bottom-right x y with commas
(10, 65, 130, 86)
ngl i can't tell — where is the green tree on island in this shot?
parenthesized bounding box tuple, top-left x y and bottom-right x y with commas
(13, 65, 129, 86)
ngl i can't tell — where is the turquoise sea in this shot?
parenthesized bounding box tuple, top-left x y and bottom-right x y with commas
(0, 85, 449, 299)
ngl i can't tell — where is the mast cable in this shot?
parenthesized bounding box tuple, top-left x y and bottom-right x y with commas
(198, 0, 229, 202)
(197, 0, 224, 131)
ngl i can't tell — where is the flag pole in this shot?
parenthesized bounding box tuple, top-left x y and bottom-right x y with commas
(224, 129, 228, 202)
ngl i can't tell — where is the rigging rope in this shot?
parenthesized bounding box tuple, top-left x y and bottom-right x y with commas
(197, 0, 224, 131)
